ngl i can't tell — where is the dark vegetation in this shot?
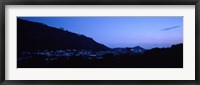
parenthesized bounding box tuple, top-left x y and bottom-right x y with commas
(17, 18, 183, 68)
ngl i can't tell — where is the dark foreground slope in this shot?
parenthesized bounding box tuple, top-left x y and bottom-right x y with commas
(18, 43, 183, 68)
(17, 18, 110, 52)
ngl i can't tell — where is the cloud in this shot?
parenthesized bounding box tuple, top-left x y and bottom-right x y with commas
(161, 26, 180, 31)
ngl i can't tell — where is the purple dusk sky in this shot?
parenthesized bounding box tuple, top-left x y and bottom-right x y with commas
(18, 17, 183, 49)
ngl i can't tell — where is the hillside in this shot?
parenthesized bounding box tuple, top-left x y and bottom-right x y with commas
(17, 18, 110, 51)
(18, 43, 183, 68)
(113, 46, 146, 53)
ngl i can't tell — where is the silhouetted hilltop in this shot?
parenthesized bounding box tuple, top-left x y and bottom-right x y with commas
(131, 46, 146, 53)
(113, 46, 146, 53)
(17, 18, 110, 51)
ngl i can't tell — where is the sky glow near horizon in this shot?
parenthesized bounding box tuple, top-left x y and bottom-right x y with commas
(18, 17, 183, 49)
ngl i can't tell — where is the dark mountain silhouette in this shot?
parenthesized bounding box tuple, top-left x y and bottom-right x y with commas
(113, 46, 146, 53)
(130, 46, 146, 53)
(17, 18, 110, 51)
(133, 46, 144, 50)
